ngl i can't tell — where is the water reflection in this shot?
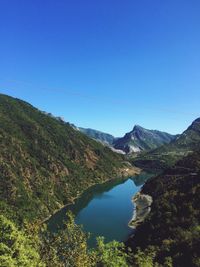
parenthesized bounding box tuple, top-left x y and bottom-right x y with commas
(47, 172, 154, 246)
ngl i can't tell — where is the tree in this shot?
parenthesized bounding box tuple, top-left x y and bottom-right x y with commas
(40, 212, 96, 267)
(132, 247, 157, 267)
(0, 215, 44, 267)
(96, 237, 129, 267)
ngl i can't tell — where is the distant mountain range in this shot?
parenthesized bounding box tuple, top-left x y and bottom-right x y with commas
(128, 119, 200, 266)
(78, 127, 116, 146)
(79, 125, 176, 154)
(79, 118, 200, 170)
(1, 93, 200, 266)
(133, 117, 200, 170)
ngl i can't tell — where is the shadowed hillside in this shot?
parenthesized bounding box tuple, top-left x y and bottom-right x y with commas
(128, 151, 200, 266)
(0, 94, 137, 224)
(133, 118, 200, 170)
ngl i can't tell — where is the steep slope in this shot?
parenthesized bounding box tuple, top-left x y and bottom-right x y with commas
(78, 127, 116, 145)
(0, 94, 137, 223)
(113, 125, 176, 153)
(128, 151, 200, 266)
(133, 118, 200, 170)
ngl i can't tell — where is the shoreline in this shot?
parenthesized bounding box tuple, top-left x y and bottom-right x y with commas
(41, 166, 141, 225)
(128, 192, 153, 229)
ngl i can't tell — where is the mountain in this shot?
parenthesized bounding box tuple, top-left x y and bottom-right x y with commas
(77, 125, 176, 155)
(128, 151, 200, 266)
(113, 125, 176, 154)
(133, 118, 200, 170)
(0, 94, 138, 224)
(168, 117, 200, 151)
(78, 127, 116, 145)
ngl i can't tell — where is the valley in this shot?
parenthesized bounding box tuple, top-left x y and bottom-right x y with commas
(2, 1, 200, 266)
(0, 93, 200, 267)
(48, 172, 153, 247)
(78, 124, 176, 154)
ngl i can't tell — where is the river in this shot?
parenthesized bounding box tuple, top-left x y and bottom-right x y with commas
(48, 172, 153, 247)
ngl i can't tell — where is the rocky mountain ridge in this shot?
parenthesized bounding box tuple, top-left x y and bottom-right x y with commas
(79, 125, 176, 154)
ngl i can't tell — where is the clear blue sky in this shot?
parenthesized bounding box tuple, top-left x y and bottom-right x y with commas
(0, 0, 200, 136)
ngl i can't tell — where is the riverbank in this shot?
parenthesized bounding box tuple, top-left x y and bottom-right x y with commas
(42, 165, 141, 225)
(129, 192, 153, 229)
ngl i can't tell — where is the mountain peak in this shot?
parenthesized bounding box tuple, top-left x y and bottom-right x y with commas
(114, 125, 176, 154)
(132, 125, 145, 131)
(193, 117, 200, 124)
(187, 117, 200, 132)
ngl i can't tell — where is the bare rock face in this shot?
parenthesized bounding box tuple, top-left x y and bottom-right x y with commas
(113, 125, 176, 154)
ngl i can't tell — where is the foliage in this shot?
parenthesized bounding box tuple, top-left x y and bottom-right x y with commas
(3, 93, 200, 266)
(129, 151, 200, 266)
(0, 94, 132, 224)
(0, 215, 44, 267)
(96, 237, 129, 267)
(132, 247, 157, 267)
(79, 127, 115, 145)
(0, 94, 139, 267)
(0, 212, 132, 267)
(40, 212, 96, 267)
(132, 118, 200, 171)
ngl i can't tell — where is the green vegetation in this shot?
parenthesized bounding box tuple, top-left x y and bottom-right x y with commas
(2, 93, 200, 266)
(0, 94, 138, 267)
(128, 119, 200, 266)
(132, 151, 183, 171)
(128, 151, 200, 266)
(0, 215, 44, 267)
(0, 94, 135, 224)
(79, 127, 115, 145)
(96, 237, 129, 267)
(40, 212, 96, 267)
(132, 118, 200, 170)
(0, 211, 134, 267)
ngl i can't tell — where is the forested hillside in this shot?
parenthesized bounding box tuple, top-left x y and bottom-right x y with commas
(79, 127, 116, 145)
(133, 118, 200, 170)
(1, 93, 200, 266)
(128, 151, 200, 266)
(0, 94, 136, 224)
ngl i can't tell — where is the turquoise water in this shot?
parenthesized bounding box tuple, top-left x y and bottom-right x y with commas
(48, 173, 152, 247)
